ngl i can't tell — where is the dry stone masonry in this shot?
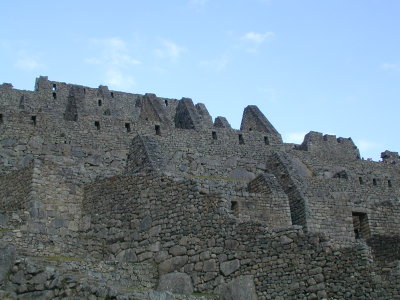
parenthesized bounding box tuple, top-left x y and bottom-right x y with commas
(0, 76, 399, 299)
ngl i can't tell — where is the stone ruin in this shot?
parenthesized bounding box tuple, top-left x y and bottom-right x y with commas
(0, 76, 399, 299)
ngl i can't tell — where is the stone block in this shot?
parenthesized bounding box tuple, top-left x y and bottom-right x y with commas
(220, 259, 240, 276)
(116, 249, 138, 263)
(159, 256, 188, 274)
(157, 272, 193, 294)
(215, 275, 257, 300)
(0, 244, 16, 283)
(203, 259, 217, 272)
(169, 245, 187, 256)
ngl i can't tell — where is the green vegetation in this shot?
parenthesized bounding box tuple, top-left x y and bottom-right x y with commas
(190, 292, 220, 297)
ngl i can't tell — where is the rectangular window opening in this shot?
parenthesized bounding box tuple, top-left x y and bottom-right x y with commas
(352, 212, 370, 239)
(52, 84, 57, 91)
(111, 92, 114, 98)
(388, 180, 392, 188)
(238, 134, 245, 145)
(95, 121, 100, 130)
(0, 113, 3, 124)
(165, 99, 168, 106)
(125, 123, 131, 132)
(155, 125, 161, 136)
(212, 131, 217, 140)
(231, 201, 239, 216)
(264, 136, 270, 145)
(52, 92, 57, 99)
(98, 99, 102, 106)
(373, 178, 377, 186)
(359, 177, 364, 184)
(31, 115, 37, 126)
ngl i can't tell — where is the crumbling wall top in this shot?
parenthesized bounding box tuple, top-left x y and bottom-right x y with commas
(381, 150, 400, 165)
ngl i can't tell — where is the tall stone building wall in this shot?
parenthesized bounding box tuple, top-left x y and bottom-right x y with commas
(82, 172, 400, 298)
(1, 77, 400, 299)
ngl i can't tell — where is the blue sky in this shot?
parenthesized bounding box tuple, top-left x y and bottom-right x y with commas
(1, 0, 399, 160)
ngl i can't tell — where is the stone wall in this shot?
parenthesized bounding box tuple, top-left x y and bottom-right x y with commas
(0, 162, 33, 211)
(82, 172, 400, 299)
(1, 76, 400, 299)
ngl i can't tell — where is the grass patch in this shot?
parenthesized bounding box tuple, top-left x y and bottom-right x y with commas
(45, 255, 85, 262)
(0, 228, 12, 233)
(191, 293, 220, 297)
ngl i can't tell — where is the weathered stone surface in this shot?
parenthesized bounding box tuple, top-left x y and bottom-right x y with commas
(169, 245, 187, 256)
(220, 259, 240, 276)
(116, 249, 138, 262)
(203, 259, 217, 272)
(0, 76, 400, 300)
(216, 275, 257, 300)
(157, 272, 193, 294)
(0, 244, 15, 283)
(159, 256, 188, 274)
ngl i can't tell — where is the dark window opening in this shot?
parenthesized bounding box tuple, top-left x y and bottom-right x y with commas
(264, 136, 269, 145)
(111, 92, 114, 98)
(249, 128, 252, 131)
(359, 177, 364, 184)
(0, 114, 3, 124)
(388, 180, 392, 188)
(95, 121, 100, 130)
(98, 99, 102, 106)
(155, 125, 161, 135)
(352, 212, 370, 239)
(373, 178, 377, 186)
(145, 117, 149, 121)
(31, 115, 36, 126)
(83, 88, 86, 94)
(52, 84, 57, 91)
(231, 201, 239, 216)
(212, 131, 217, 140)
(334, 171, 348, 180)
(239, 134, 245, 145)
(125, 123, 131, 132)
(52, 92, 57, 99)
(165, 99, 168, 106)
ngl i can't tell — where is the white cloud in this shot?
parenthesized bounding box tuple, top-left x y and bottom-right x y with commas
(242, 31, 275, 44)
(199, 55, 229, 71)
(14, 52, 44, 71)
(105, 69, 135, 90)
(155, 40, 186, 61)
(284, 132, 307, 144)
(381, 63, 399, 71)
(240, 31, 275, 53)
(86, 38, 141, 67)
(86, 37, 140, 90)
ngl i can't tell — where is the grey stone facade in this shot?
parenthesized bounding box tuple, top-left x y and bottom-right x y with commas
(0, 77, 399, 299)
